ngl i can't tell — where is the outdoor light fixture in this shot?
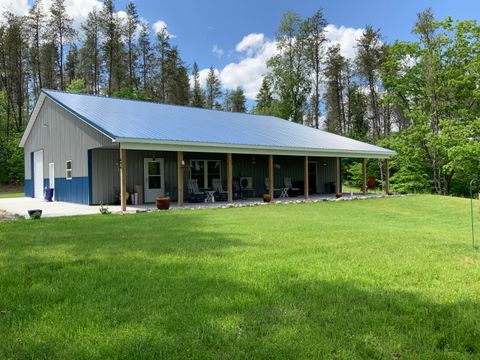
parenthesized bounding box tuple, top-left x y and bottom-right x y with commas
(251, 156, 256, 165)
(181, 160, 185, 166)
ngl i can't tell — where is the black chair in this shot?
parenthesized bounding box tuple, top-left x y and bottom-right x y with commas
(187, 179, 206, 202)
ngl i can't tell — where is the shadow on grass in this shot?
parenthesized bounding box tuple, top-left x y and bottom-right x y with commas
(0, 210, 479, 359)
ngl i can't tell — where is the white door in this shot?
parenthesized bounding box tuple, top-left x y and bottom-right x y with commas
(144, 158, 165, 203)
(49, 163, 55, 200)
(33, 150, 44, 199)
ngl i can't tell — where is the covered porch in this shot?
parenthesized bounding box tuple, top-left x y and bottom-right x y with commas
(89, 146, 390, 210)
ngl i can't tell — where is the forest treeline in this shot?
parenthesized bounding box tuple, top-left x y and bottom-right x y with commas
(0, 1, 478, 195)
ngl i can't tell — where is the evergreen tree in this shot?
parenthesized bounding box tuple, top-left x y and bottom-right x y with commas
(125, 1, 139, 89)
(154, 27, 170, 103)
(254, 77, 275, 115)
(190, 62, 204, 108)
(48, 0, 75, 90)
(224, 87, 246, 112)
(65, 43, 79, 86)
(137, 22, 154, 96)
(302, 9, 327, 128)
(163, 46, 190, 105)
(81, 9, 101, 94)
(27, 0, 45, 97)
(205, 66, 221, 109)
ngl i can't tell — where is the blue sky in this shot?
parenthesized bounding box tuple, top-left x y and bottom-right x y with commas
(8, 0, 480, 101)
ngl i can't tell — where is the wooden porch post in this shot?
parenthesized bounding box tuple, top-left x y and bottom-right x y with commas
(120, 147, 127, 212)
(227, 153, 233, 203)
(177, 151, 184, 206)
(362, 158, 367, 195)
(268, 155, 274, 198)
(304, 156, 309, 199)
(385, 158, 390, 194)
(335, 157, 340, 195)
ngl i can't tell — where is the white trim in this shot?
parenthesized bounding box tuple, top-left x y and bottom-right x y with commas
(119, 140, 394, 159)
(33, 150, 44, 199)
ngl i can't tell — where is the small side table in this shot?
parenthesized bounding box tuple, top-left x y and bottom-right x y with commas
(205, 190, 216, 203)
(279, 188, 289, 199)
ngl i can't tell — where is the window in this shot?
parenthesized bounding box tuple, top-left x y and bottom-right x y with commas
(66, 160, 72, 180)
(190, 160, 221, 189)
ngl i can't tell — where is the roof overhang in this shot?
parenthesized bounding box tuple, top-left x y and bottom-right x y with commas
(117, 138, 396, 159)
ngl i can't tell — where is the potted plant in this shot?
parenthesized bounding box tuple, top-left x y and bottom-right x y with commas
(28, 209, 42, 219)
(263, 193, 272, 203)
(156, 192, 171, 210)
(335, 193, 342, 199)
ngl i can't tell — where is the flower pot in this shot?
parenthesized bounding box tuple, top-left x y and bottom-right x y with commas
(156, 197, 171, 210)
(28, 209, 42, 219)
(335, 193, 342, 199)
(263, 194, 272, 203)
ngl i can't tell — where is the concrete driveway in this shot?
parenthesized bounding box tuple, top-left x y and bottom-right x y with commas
(0, 197, 153, 218)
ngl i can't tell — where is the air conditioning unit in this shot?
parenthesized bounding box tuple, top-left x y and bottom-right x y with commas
(240, 177, 253, 189)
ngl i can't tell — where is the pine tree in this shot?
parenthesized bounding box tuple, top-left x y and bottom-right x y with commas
(81, 9, 101, 94)
(154, 28, 170, 103)
(27, 0, 46, 97)
(205, 66, 221, 109)
(254, 77, 273, 114)
(302, 9, 327, 128)
(191, 62, 204, 108)
(48, 0, 75, 90)
(137, 22, 154, 96)
(125, 1, 139, 89)
(163, 46, 190, 105)
(224, 87, 246, 113)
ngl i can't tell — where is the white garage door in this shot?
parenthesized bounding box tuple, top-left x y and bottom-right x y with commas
(34, 150, 44, 199)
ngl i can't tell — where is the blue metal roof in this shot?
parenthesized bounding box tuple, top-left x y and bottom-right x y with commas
(39, 89, 394, 156)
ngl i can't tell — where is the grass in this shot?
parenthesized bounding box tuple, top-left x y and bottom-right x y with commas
(0, 184, 24, 198)
(0, 195, 479, 359)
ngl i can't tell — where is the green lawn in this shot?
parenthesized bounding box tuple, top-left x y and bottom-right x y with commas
(0, 184, 24, 198)
(0, 195, 479, 359)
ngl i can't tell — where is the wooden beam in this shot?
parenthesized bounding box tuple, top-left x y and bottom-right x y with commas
(385, 158, 390, 194)
(268, 155, 274, 198)
(227, 153, 233, 203)
(120, 147, 127, 212)
(335, 157, 341, 195)
(177, 151, 184, 206)
(362, 158, 367, 195)
(304, 156, 309, 199)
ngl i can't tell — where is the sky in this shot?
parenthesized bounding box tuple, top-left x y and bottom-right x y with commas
(3, 0, 480, 103)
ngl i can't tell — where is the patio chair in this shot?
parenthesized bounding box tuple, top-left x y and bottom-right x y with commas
(264, 178, 282, 198)
(284, 177, 299, 197)
(212, 178, 228, 201)
(187, 179, 206, 203)
(232, 178, 243, 200)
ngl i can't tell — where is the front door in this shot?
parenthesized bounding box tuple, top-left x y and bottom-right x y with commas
(33, 150, 44, 199)
(144, 158, 165, 203)
(308, 161, 317, 194)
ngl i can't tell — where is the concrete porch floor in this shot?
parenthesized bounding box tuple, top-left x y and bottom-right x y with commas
(0, 192, 391, 218)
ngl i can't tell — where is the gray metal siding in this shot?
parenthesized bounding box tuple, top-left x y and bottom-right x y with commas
(24, 97, 112, 181)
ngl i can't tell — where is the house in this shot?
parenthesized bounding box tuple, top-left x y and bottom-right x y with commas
(19, 89, 395, 210)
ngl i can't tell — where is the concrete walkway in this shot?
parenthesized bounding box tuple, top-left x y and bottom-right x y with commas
(0, 193, 393, 219)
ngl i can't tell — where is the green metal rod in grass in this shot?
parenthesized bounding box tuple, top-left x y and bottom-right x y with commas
(469, 178, 478, 249)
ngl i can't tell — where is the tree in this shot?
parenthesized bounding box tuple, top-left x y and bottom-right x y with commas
(27, 0, 46, 97)
(190, 62, 204, 108)
(355, 25, 386, 138)
(266, 11, 311, 122)
(323, 44, 348, 134)
(65, 43, 79, 86)
(81, 9, 101, 94)
(302, 9, 327, 128)
(100, 0, 124, 95)
(125, 1, 139, 89)
(137, 22, 154, 96)
(163, 46, 190, 105)
(224, 87, 246, 113)
(48, 0, 75, 90)
(254, 77, 274, 114)
(154, 27, 170, 103)
(205, 66, 221, 109)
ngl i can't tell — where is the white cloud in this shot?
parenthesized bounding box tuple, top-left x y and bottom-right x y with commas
(0, 0, 28, 16)
(235, 33, 265, 56)
(212, 44, 224, 58)
(152, 19, 176, 39)
(324, 24, 364, 60)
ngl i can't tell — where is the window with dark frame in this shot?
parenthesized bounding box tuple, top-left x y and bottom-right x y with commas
(66, 160, 72, 180)
(190, 160, 221, 189)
